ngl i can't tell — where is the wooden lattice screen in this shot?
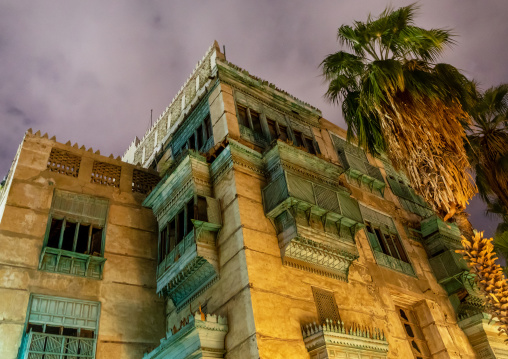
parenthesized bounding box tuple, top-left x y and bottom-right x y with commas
(312, 287, 341, 324)
(132, 169, 160, 194)
(90, 161, 121, 187)
(47, 148, 81, 177)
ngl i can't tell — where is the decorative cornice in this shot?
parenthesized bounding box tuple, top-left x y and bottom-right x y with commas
(302, 319, 388, 354)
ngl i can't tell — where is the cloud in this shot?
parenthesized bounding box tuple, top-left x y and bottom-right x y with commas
(0, 0, 506, 235)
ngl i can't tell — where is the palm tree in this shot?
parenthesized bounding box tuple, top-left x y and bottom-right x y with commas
(321, 4, 477, 218)
(467, 84, 508, 210)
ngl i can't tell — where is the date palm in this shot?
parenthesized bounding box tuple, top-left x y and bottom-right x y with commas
(322, 4, 477, 217)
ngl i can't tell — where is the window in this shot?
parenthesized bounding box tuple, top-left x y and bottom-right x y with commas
(158, 195, 211, 265)
(365, 221, 409, 263)
(250, 109, 262, 135)
(19, 294, 100, 359)
(292, 130, 320, 155)
(312, 287, 341, 324)
(47, 148, 81, 177)
(267, 119, 278, 140)
(278, 124, 289, 142)
(396, 306, 431, 359)
(237, 105, 249, 127)
(360, 205, 415, 276)
(40, 191, 108, 279)
(172, 114, 214, 157)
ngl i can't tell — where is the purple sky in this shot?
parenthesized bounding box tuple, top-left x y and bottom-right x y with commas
(1, 0, 506, 236)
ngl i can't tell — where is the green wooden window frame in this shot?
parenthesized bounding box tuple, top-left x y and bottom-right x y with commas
(365, 221, 409, 263)
(183, 114, 214, 153)
(39, 191, 109, 279)
(18, 294, 100, 359)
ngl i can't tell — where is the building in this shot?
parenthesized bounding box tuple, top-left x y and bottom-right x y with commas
(0, 41, 506, 358)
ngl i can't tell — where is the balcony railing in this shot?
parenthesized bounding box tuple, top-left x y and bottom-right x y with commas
(373, 251, 415, 277)
(39, 247, 106, 280)
(239, 124, 268, 147)
(19, 331, 95, 359)
(156, 230, 196, 278)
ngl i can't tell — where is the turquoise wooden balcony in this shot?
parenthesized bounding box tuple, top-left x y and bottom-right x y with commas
(18, 331, 96, 359)
(156, 225, 220, 308)
(338, 151, 386, 193)
(421, 215, 462, 254)
(262, 142, 363, 281)
(39, 247, 106, 279)
(144, 151, 221, 308)
(428, 249, 471, 294)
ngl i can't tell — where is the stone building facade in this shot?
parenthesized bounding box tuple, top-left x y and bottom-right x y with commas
(1, 41, 506, 358)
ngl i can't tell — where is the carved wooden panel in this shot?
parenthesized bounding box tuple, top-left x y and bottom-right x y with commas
(312, 287, 340, 324)
(47, 148, 81, 177)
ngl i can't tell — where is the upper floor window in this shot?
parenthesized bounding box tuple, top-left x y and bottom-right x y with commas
(237, 105, 249, 127)
(292, 130, 320, 155)
(396, 306, 431, 358)
(158, 195, 209, 264)
(19, 294, 100, 359)
(360, 205, 415, 276)
(174, 114, 214, 158)
(40, 190, 108, 279)
(266, 118, 290, 142)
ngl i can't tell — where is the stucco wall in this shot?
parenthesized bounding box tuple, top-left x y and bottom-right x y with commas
(0, 132, 165, 359)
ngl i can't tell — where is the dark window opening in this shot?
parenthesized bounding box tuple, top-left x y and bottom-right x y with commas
(374, 228, 390, 254)
(159, 227, 168, 263)
(267, 119, 277, 140)
(176, 211, 185, 244)
(90, 227, 102, 255)
(27, 324, 43, 333)
(75, 224, 90, 254)
(293, 130, 303, 147)
(278, 125, 289, 142)
(250, 110, 262, 134)
(61, 221, 77, 251)
(237, 105, 249, 127)
(204, 115, 213, 141)
(80, 329, 94, 338)
(392, 234, 409, 262)
(168, 219, 176, 253)
(47, 218, 64, 248)
(304, 136, 317, 155)
(62, 327, 78, 337)
(196, 126, 204, 150)
(46, 325, 61, 335)
(197, 196, 208, 222)
(186, 199, 195, 235)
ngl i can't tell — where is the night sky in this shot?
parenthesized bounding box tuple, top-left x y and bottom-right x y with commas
(1, 1, 506, 236)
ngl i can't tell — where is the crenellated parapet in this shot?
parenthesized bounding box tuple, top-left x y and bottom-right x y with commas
(144, 311, 228, 359)
(302, 319, 388, 358)
(123, 41, 224, 167)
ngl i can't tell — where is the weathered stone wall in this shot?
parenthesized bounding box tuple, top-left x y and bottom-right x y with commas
(0, 132, 165, 359)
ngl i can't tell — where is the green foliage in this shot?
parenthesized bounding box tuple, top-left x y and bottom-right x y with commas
(322, 3, 477, 214)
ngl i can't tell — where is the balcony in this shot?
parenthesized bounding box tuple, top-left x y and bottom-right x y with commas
(143, 312, 228, 359)
(421, 216, 462, 256)
(338, 151, 386, 194)
(239, 124, 268, 147)
(262, 143, 363, 281)
(143, 151, 221, 308)
(39, 247, 106, 280)
(156, 224, 220, 308)
(302, 319, 389, 358)
(373, 251, 416, 277)
(18, 331, 96, 359)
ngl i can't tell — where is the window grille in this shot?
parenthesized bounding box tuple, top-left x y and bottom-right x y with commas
(90, 161, 121, 187)
(312, 287, 341, 324)
(132, 169, 160, 194)
(396, 306, 431, 358)
(18, 294, 100, 359)
(47, 148, 81, 177)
